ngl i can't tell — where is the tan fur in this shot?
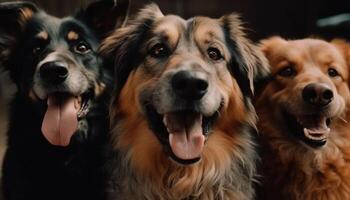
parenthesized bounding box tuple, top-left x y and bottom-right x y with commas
(67, 31, 79, 41)
(36, 31, 48, 41)
(18, 7, 34, 29)
(256, 37, 350, 200)
(102, 4, 268, 200)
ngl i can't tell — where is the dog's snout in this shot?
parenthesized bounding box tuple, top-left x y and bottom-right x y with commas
(302, 83, 334, 107)
(40, 62, 68, 84)
(171, 71, 208, 100)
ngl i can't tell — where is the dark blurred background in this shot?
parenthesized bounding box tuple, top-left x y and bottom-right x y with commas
(1, 0, 350, 41)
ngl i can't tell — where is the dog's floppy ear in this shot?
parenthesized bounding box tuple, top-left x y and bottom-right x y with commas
(220, 14, 270, 99)
(331, 39, 350, 66)
(100, 3, 163, 95)
(260, 36, 287, 61)
(77, 0, 130, 39)
(0, 1, 38, 59)
(331, 39, 350, 87)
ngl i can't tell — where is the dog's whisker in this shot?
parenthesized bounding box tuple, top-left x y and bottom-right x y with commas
(338, 116, 348, 124)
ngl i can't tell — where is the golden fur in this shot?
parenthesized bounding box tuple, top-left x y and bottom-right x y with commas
(101, 4, 268, 200)
(256, 37, 350, 200)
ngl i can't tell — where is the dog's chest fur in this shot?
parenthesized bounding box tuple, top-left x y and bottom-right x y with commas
(107, 123, 257, 200)
(258, 123, 350, 200)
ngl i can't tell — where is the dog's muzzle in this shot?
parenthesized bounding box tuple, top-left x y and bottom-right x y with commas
(284, 83, 335, 148)
(35, 60, 93, 147)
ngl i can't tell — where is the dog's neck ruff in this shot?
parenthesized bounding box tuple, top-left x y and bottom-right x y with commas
(259, 115, 350, 200)
(112, 109, 257, 200)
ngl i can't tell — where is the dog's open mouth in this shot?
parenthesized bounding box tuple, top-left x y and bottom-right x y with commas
(283, 110, 331, 148)
(164, 112, 205, 163)
(41, 92, 92, 147)
(145, 105, 218, 165)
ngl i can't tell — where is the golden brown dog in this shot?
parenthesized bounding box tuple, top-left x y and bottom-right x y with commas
(256, 37, 350, 200)
(100, 4, 268, 200)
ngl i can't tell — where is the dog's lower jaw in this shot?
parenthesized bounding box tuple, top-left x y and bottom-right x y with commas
(258, 124, 350, 200)
(281, 108, 332, 148)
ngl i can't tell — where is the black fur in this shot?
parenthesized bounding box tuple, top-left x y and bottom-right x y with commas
(0, 1, 128, 200)
(222, 21, 253, 99)
(110, 18, 154, 97)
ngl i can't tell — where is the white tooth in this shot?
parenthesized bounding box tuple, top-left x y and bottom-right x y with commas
(74, 98, 79, 110)
(163, 116, 167, 126)
(303, 128, 308, 135)
(47, 97, 52, 106)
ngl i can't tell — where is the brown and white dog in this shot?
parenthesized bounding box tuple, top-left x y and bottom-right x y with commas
(100, 4, 268, 200)
(256, 37, 350, 200)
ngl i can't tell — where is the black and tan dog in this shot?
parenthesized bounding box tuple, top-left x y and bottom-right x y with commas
(0, 1, 128, 199)
(101, 4, 268, 200)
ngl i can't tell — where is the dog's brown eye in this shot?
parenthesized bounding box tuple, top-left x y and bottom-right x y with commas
(328, 68, 339, 77)
(149, 43, 169, 58)
(277, 66, 296, 77)
(33, 46, 43, 55)
(207, 47, 223, 61)
(75, 42, 91, 54)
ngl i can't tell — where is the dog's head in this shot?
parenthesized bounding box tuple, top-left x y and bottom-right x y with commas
(101, 4, 268, 165)
(258, 37, 350, 148)
(0, 0, 129, 146)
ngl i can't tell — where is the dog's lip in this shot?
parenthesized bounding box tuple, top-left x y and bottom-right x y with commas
(283, 109, 331, 148)
(34, 90, 92, 119)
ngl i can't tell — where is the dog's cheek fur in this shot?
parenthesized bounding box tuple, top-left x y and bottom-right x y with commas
(111, 69, 165, 176)
(100, 3, 163, 97)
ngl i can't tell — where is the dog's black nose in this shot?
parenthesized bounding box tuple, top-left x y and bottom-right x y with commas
(171, 71, 208, 100)
(40, 62, 68, 84)
(302, 83, 333, 107)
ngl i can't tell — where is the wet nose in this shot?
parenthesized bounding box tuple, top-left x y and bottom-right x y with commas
(40, 61, 68, 84)
(302, 83, 334, 107)
(171, 70, 208, 100)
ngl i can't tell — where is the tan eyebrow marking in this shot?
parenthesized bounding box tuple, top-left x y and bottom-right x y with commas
(36, 31, 48, 40)
(67, 31, 79, 41)
(18, 7, 35, 27)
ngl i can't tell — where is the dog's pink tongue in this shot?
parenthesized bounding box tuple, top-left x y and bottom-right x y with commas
(165, 113, 205, 160)
(41, 96, 78, 146)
